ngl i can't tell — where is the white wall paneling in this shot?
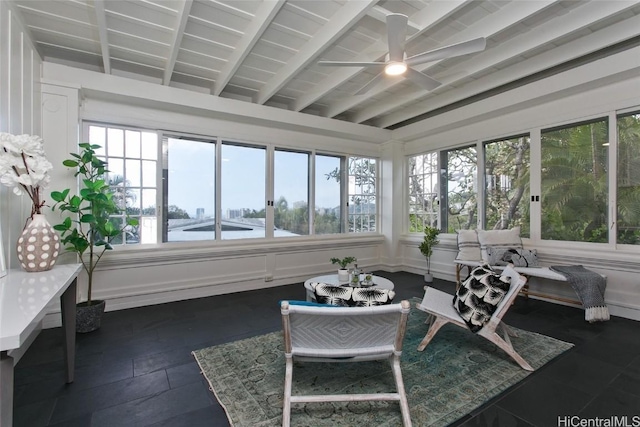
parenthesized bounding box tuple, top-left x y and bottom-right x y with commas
(0, 1, 42, 271)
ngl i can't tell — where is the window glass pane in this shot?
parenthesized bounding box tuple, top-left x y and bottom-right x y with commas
(126, 159, 141, 187)
(315, 154, 342, 234)
(484, 136, 530, 237)
(274, 150, 309, 236)
(107, 128, 124, 157)
(541, 119, 608, 242)
(141, 131, 157, 160)
(142, 160, 156, 187)
(89, 125, 106, 156)
(125, 130, 141, 158)
(445, 146, 477, 232)
(221, 143, 266, 239)
(166, 137, 215, 242)
(408, 153, 438, 232)
(617, 112, 640, 245)
(348, 157, 376, 232)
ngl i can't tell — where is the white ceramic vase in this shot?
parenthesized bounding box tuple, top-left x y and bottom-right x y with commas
(16, 214, 61, 272)
(338, 269, 349, 283)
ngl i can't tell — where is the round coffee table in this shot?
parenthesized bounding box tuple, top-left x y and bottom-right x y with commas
(304, 274, 395, 302)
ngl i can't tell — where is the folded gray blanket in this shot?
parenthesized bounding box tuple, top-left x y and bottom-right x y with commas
(550, 265, 609, 322)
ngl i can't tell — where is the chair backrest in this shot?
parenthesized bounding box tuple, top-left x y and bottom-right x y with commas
(492, 265, 527, 321)
(281, 300, 410, 359)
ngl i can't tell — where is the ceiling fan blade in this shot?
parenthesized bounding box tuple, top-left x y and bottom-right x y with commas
(405, 37, 487, 67)
(354, 72, 385, 96)
(405, 68, 441, 91)
(386, 13, 408, 63)
(318, 61, 386, 67)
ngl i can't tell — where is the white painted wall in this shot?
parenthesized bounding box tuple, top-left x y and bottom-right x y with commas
(396, 46, 640, 320)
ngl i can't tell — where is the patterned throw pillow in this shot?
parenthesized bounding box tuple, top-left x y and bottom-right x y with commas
(455, 229, 482, 261)
(487, 247, 539, 267)
(452, 265, 511, 332)
(477, 227, 522, 262)
(310, 283, 395, 307)
(350, 287, 395, 306)
(311, 283, 353, 306)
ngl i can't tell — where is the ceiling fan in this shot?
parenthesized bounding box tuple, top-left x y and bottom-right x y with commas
(318, 13, 486, 95)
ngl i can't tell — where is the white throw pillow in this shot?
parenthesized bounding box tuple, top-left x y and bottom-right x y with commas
(477, 227, 522, 262)
(455, 229, 482, 261)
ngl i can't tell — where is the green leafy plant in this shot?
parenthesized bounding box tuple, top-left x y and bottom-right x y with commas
(51, 143, 138, 306)
(419, 225, 440, 274)
(330, 256, 357, 269)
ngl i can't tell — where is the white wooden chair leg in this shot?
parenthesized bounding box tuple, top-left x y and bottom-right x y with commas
(417, 317, 448, 351)
(390, 356, 412, 427)
(282, 357, 293, 427)
(487, 332, 534, 371)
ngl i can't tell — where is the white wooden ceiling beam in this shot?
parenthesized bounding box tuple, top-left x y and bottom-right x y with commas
(380, 9, 640, 129)
(292, 0, 472, 112)
(255, 0, 379, 106)
(213, 0, 285, 96)
(163, 0, 193, 86)
(325, 0, 560, 120)
(93, 0, 110, 74)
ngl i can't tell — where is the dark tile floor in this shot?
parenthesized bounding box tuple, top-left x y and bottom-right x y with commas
(13, 271, 640, 426)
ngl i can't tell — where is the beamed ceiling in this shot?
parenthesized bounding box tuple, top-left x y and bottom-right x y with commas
(8, 0, 640, 129)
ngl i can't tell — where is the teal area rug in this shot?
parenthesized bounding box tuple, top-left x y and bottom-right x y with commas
(192, 299, 573, 426)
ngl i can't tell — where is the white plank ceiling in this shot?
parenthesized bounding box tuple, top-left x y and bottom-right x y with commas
(8, 0, 640, 129)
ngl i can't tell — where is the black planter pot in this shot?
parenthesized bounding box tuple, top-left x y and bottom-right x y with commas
(76, 300, 106, 333)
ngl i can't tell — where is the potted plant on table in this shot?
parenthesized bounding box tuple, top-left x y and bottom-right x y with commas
(51, 143, 138, 333)
(330, 256, 357, 283)
(419, 225, 440, 283)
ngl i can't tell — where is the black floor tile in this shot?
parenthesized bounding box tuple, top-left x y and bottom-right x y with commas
(12, 271, 640, 426)
(455, 405, 536, 427)
(494, 371, 594, 426)
(89, 381, 213, 427)
(578, 387, 640, 418)
(49, 370, 170, 424)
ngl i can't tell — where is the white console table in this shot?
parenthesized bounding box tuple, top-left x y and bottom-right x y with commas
(0, 263, 81, 427)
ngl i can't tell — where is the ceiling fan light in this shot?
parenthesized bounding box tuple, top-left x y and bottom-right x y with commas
(385, 62, 407, 76)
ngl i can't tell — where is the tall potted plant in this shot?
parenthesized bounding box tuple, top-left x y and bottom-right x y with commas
(419, 225, 440, 283)
(51, 143, 138, 333)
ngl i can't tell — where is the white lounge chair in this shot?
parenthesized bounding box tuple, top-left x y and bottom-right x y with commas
(415, 265, 533, 371)
(280, 300, 412, 426)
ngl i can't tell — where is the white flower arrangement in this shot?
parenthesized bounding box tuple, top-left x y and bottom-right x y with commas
(0, 132, 53, 216)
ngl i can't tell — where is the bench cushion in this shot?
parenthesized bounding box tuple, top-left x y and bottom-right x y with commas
(455, 229, 482, 261)
(477, 227, 522, 262)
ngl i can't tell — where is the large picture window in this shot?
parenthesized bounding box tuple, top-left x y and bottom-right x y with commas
(617, 111, 640, 245)
(314, 154, 342, 234)
(541, 119, 609, 243)
(484, 136, 530, 237)
(84, 124, 376, 244)
(443, 146, 477, 232)
(164, 136, 215, 242)
(221, 143, 266, 240)
(274, 149, 310, 237)
(408, 152, 438, 232)
(347, 157, 377, 232)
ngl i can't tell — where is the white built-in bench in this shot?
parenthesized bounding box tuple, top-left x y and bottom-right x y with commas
(454, 228, 582, 306)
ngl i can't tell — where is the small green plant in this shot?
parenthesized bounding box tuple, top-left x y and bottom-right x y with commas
(51, 143, 138, 306)
(330, 256, 357, 269)
(419, 225, 440, 274)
